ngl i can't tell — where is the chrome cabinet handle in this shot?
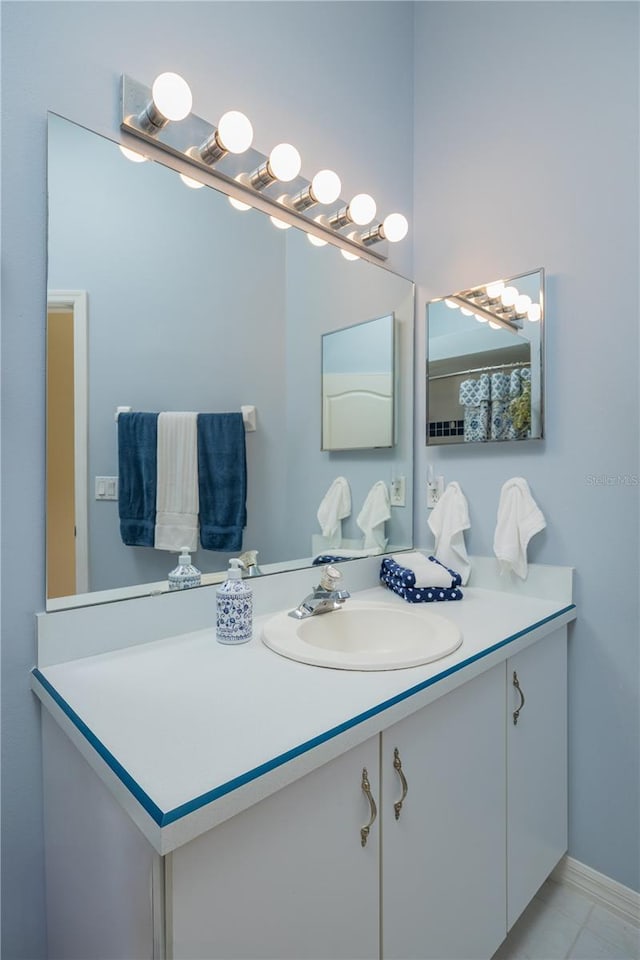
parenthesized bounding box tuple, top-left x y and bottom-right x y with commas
(360, 767, 377, 847)
(513, 670, 526, 725)
(393, 747, 408, 820)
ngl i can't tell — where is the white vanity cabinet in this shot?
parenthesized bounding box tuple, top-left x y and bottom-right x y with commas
(506, 627, 568, 929)
(380, 664, 507, 960)
(167, 736, 380, 960)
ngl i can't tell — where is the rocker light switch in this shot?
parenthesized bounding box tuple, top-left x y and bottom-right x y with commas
(95, 476, 119, 500)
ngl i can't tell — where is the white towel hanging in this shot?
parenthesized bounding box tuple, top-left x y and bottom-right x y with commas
(427, 481, 471, 584)
(357, 481, 391, 550)
(154, 412, 199, 553)
(493, 477, 546, 579)
(317, 477, 352, 548)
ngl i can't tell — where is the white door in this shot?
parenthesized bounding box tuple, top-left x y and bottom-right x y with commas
(507, 627, 568, 928)
(381, 665, 507, 960)
(168, 737, 380, 960)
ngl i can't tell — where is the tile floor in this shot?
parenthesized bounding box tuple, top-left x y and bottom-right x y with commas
(491, 877, 640, 960)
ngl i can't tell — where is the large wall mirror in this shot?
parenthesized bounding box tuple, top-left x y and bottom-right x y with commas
(46, 114, 414, 609)
(426, 269, 544, 445)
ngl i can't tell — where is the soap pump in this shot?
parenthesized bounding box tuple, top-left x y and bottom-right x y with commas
(216, 558, 253, 644)
(168, 548, 201, 591)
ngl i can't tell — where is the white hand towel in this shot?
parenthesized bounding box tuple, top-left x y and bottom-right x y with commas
(391, 551, 456, 588)
(357, 481, 391, 550)
(317, 477, 351, 548)
(427, 481, 471, 584)
(493, 477, 546, 579)
(155, 412, 199, 553)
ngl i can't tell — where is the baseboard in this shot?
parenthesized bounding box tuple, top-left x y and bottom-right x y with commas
(552, 855, 640, 926)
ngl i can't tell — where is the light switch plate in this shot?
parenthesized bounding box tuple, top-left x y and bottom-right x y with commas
(95, 476, 119, 500)
(427, 476, 445, 509)
(390, 476, 406, 507)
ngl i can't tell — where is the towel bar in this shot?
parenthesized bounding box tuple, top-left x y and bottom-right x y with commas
(114, 405, 257, 431)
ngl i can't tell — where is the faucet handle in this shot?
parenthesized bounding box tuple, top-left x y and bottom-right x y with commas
(319, 564, 343, 591)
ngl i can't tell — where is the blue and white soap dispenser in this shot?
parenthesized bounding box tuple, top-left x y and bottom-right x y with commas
(216, 558, 253, 644)
(168, 548, 201, 591)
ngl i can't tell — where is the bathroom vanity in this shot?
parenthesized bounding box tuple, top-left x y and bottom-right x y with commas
(32, 558, 575, 959)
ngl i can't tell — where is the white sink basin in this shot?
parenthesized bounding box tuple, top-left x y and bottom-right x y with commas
(261, 600, 462, 671)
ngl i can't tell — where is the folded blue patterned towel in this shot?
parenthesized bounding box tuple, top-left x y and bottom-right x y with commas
(380, 557, 463, 603)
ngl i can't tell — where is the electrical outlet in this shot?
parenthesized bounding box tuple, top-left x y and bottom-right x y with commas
(390, 476, 406, 507)
(427, 475, 445, 508)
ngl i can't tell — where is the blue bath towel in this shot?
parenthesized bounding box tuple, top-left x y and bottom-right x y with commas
(117, 412, 158, 547)
(197, 413, 247, 552)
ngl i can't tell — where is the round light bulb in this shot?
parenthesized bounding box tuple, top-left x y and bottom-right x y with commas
(229, 196, 252, 211)
(348, 193, 376, 226)
(179, 173, 204, 189)
(527, 303, 541, 322)
(444, 299, 459, 310)
(500, 286, 518, 308)
(268, 143, 302, 182)
(382, 212, 409, 243)
(515, 294, 532, 315)
(151, 72, 192, 122)
(217, 111, 253, 154)
(486, 281, 505, 300)
(119, 145, 147, 163)
(311, 169, 341, 205)
(460, 307, 473, 316)
(270, 215, 292, 230)
(307, 233, 328, 247)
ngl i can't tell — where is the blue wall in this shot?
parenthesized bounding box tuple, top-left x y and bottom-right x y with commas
(413, 1, 639, 891)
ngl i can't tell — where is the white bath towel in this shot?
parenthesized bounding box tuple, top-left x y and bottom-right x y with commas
(317, 477, 351, 548)
(357, 481, 391, 550)
(391, 551, 456, 588)
(427, 481, 471, 584)
(493, 477, 546, 579)
(154, 412, 199, 553)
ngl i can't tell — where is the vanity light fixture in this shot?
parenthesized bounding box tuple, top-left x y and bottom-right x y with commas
(196, 110, 254, 165)
(515, 294, 532, 316)
(137, 72, 193, 134)
(249, 143, 302, 190)
(361, 212, 409, 246)
(120, 73, 409, 261)
(289, 169, 342, 211)
(500, 286, 519, 308)
(485, 280, 505, 300)
(527, 303, 542, 322)
(328, 193, 377, 229)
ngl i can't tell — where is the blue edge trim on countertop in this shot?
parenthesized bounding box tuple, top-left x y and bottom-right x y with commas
(32, 603, 575, 830)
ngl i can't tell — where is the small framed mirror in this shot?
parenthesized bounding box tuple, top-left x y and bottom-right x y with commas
(321, 313, 395, 451)
(426, 269, 544, 445)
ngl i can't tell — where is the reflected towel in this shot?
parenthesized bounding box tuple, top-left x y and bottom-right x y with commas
(357, 481, 391, 550)
(117, 412, 158, 547)
(317, 477, 351, 548)
(198, 413, 247, 552)
(493, 477, 546, 579)
(391, 551, 461, 589)
(154, 412, 199, 553)
(427, 481, 471, 584)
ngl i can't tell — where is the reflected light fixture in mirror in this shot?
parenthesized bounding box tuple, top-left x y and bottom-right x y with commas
(119, 144, 147, 163)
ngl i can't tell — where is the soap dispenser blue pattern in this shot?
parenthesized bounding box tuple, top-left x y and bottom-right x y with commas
(216, 558, 253, 644)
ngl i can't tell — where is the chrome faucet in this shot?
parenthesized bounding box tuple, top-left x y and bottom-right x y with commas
(289, 565, 350, 619)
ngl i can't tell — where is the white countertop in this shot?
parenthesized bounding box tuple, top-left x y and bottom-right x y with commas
(32, 580, 575, 854)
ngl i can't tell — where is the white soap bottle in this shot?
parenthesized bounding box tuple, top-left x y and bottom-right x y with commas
(216, 558, 253, 644)
(168, 548, 202, 591)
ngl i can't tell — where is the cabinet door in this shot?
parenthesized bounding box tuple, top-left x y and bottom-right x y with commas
(507, 627, 568, 928)
(168, 736, 380, 960)
(381, 665, 506, 960)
